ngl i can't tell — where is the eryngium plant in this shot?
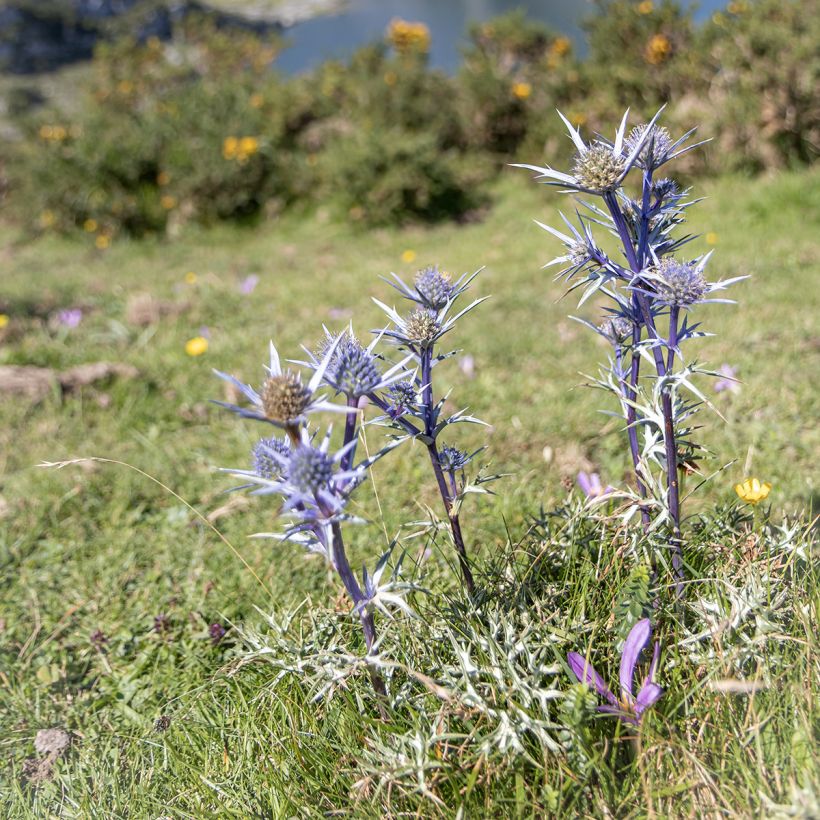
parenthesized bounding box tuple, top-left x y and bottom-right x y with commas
(516, 110, 744, 588)
(214, 336, 412, 696)
(370, 266, 493, 596)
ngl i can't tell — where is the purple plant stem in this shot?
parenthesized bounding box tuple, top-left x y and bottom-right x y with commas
(331, 408, 388, 697)
(421, 347, 476, 596)
(605, 193, 682, 541)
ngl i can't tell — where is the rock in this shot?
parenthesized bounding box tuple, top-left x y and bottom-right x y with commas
(0, 361, 138, 402)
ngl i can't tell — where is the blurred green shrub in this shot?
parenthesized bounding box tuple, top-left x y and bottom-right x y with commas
(6, 2, 818, 238)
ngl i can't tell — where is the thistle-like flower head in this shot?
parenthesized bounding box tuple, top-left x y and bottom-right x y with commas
(302, 325, 411, 399)
(438, 445, 470, 472)
(599, 316, 633, 345)
(252, 436, 291, 480)
(287, 444, 335, 494)
(619, 122, 708, 171)
(567, 618, 663, 727)
(652, 258, 708, 306)
(513, 108, 663, 196)
(414, 266, 454, 310)
(404, 308, 441, 346)
(385, 380, 418, 418)
(213, 338, 354, 438)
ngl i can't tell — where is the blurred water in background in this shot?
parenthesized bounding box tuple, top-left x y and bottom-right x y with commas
(277, 0, 726, 74)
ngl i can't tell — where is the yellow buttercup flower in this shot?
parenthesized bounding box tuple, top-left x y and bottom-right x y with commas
(83, 218, 98, 233)
(705, 231, 718, 245)
(185, 336, 209, 357)
(0, 314, 9, 329)
(161, 195, 177, 210)
(184, 271, 197, 285)
(401, 249, 416, 263)
(223, 136, 239, 159)
(512, 82, 532, 100)
(95, 234, 111, 250)
(734, 478, 772, 505)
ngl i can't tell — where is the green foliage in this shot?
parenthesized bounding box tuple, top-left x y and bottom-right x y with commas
(693, 0, 820, 171)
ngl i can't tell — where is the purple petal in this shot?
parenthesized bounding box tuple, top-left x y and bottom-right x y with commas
(620, 619, 652, 698)
(568, 652, 616, 704)
(576, 471, 593, 496)
(634, 683, 664, 716)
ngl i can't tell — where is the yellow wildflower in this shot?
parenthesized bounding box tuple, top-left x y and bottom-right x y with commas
(645, 33, 672, 65)
(637, 0, 654, 13)
(223, 136, 239, 159)
(568, 111, 587, 127)
(401, 249, 416, 264)
(185, 336, 209, 357)
(83, 218, 98, 233)
(95, 234, 111, 250)
(238, 136, 259, 157)
(549, 37, 571, 58)
(161, 195, 177, 210)
(706, 232, 718, 245)
(387, 18, 431, 54)
(0, 314, 9, 329)
(512, 82, 532, 100)
(734, 478, 772, 505)
(184, 271, 197, 285)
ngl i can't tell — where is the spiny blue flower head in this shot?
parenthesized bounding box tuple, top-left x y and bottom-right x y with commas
(600, 317, 633, 344)
(414, 266, 454, 310)
(287, 444, 335, 494)
(438, 445, 469, 472)
(653, 258, 708, 306)
(386, 380, 417, 417)
(651, 177, 680, 200)
(252, 436, 291, 480)
(324, 332, 382, 398)
(624, 124, 674, 169)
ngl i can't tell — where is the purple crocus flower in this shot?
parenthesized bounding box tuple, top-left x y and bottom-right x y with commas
(713, 364, 740, 394)
(576, 471, 615, 499)
(56, 308, 83, 328)
(239, 274, 259, 295)
(567, 618, 663, 727)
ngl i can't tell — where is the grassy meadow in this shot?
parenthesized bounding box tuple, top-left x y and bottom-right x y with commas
(1, 169, 818, 816)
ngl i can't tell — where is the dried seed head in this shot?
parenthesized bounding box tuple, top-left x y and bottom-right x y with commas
(653, 258, 708, 306)
(414, 266, 453, 309)
(252, 436, 290, 480)
(572, 143, 625, 193)
(405, 308, 440, 345)
(600, 317, 633, 344)
(568, 240, 591, 268)
(287, 445, 334, 493)
(261, 373, 312, 424)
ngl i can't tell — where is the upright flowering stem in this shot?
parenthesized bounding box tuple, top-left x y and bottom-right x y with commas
(605, 193, 682, 542)
(421, 347, 476, 596)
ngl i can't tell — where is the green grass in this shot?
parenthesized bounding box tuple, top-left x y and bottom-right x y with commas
(0, 170, 818, 817)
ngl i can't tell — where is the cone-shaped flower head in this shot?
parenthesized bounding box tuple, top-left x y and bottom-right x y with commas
(599, 317, 633, 345)
(404, 308, 441, 346)
(386, 380, 418, 418)
(653, 258, 708, 306)
(513, 108, 664, 196)
(287, 444, 335, 494)
(213, 338, 354, 441)
(438, 445, 469, 472)
(567, 618, 663, 727)
(623, 124, 674, 169)
(252, 436, 291, 480)
(414, 266, 454, 310)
